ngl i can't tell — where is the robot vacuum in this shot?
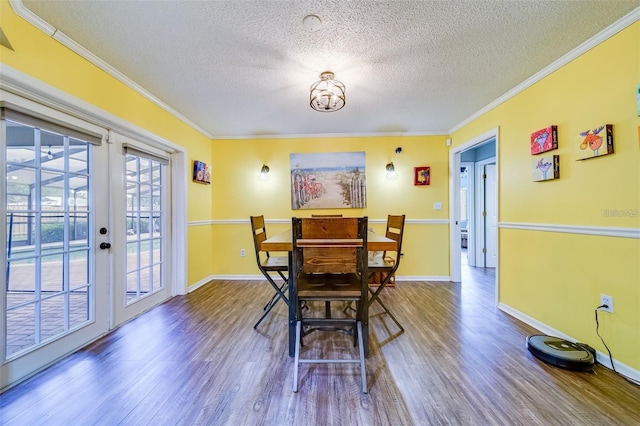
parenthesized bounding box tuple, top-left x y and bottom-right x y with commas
(526, 335, 595, 371)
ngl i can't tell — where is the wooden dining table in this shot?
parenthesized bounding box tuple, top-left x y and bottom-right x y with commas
(262, 228, 397, 357)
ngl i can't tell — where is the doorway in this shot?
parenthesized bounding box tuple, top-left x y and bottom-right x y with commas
(1, 94, 179, 390)
(449, 128, 499, 303)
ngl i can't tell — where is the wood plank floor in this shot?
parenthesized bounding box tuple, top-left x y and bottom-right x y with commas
(2, 265, 639, 425)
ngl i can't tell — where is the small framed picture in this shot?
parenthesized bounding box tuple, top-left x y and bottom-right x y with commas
(532, 155, 559, 181)
(576, 124, 613, 161)
(530, 125, 558, 155)
(193, 160, 211, 184)
(414, 166, 430, 186)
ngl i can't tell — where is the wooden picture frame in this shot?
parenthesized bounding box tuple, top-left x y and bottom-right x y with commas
(290, 151, 366, 209)
(532, 155, 560, 181)
(576, 124, 614, 161)
(530, 125, 558, 155)
(193, 160, 211, 184)
(414, 166, 430, 186)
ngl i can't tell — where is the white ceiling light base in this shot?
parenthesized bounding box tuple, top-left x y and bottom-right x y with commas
(302, 14, 322, 32)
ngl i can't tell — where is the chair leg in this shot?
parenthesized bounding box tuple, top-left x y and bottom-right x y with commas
(262, 281, 286, 310)
(293, 321, 302, 392)
(371, 296, 405, 333)
(357, 321, 367, 393)
(254, 273, 289, 329)
(254, 289, 286, 329)
(367, 277, 405, 333)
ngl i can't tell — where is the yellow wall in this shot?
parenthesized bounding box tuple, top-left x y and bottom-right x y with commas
(209, 135, 451, 278)
(1, 1, 214, 285)
(3, 0, 638, 371)
(451, 23, 640, 370)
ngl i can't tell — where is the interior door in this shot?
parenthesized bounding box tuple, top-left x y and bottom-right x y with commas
(110, 134, 172, 327)
(2, 107, 109, 390)
(484, 164, 497, 268)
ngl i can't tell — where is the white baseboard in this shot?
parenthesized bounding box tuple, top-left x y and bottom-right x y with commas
(498, 303, 640, 383)
(395, 276, 450, 282)
(191, 274, 451, 286)
(187, 275, 215, 293)
(187, 275, 270, 292)
(209, 275, 270, 281)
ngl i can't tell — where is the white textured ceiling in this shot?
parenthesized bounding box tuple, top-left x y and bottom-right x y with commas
(20, 1, 640, 138)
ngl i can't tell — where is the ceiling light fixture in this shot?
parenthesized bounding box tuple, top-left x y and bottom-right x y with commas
(310, 71, 345, 112)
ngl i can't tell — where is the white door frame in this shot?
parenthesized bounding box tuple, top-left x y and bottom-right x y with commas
(449, 127, 499, 304)
(0, 66, 189, 389)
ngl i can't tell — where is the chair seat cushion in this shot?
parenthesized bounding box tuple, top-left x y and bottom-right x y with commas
(262, 256, 288, 271)
(298, 273, 361, 298)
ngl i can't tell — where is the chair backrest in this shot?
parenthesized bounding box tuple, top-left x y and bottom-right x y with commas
(293, 217, 367, 275)
(250, 215, 269, 261)
(311, 214, 343, 217)
(383, 215, 406, 260)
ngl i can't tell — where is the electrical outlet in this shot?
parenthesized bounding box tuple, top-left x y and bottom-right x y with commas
(600, 294, 613, 313)
(240, 249, 246, 257)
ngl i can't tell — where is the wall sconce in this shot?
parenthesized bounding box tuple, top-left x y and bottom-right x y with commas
(386, 162, 397, 180)
(260, 164, 270, 181)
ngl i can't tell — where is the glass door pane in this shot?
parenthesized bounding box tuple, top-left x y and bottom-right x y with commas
(3, 117, 109, 389)
(112, 135, 171, 327)
(125, 155, 164, 304)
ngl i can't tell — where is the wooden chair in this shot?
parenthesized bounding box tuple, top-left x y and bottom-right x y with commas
(368, 214, 405, 332)
(311, 214, 343, 217)
(291, 216, 368, 393)
(250, 215, 289, 329)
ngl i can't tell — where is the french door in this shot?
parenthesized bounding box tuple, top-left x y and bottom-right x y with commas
(1, 102, 172, 390)
(109, 133, 171, 327)
(1, 106, 110, 389)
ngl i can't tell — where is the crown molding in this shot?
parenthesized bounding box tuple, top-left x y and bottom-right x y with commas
(9, 0, 213, 139)
(8, 0, 55, 35)
(210, 130, 449, 140)
(11, 1, 639, 141)
(449, 6, 640, 134)
(0, 64, 185, 154)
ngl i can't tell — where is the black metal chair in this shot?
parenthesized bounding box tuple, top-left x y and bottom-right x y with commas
(250, 215, 289, 329)
(291, 216, 368, 393)
(368, 214, 405, 333)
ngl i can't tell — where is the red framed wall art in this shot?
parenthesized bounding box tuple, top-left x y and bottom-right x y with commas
(414, 166, 430, 186)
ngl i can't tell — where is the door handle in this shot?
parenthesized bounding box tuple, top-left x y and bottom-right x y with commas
(100, 242, 111, 250)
